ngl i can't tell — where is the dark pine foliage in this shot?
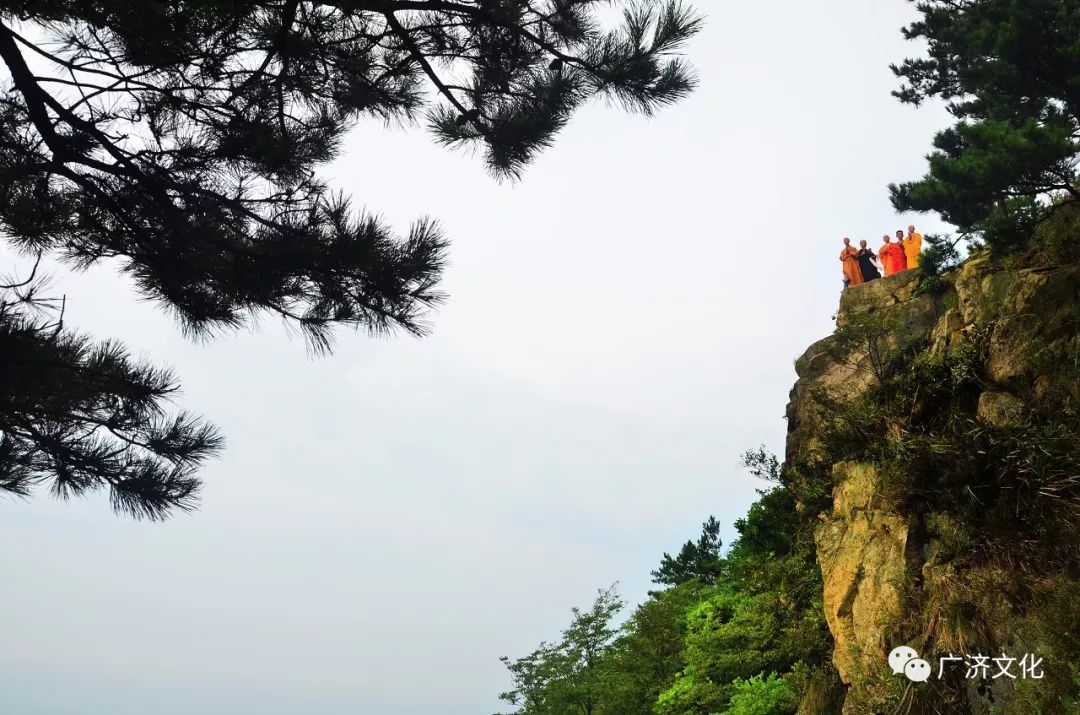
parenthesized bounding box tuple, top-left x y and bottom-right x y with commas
(0, 259, 223, 519)
(651, 515, 723, 586)
(0, 0, 701, 517)
(889, 0, 1080, 253)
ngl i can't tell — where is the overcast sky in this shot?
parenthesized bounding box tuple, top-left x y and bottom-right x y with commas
(1, 2, 951, 713)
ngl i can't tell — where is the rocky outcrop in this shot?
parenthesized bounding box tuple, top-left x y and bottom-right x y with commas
(814, 462, 908, 685)
(786, 257, 1080, 713)
(788, 260, 1080, 462)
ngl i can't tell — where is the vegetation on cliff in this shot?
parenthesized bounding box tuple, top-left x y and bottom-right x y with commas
(497, 258, 1079, 715)
(496, 483, 837, 715)
(806, 262, 1080, 713)
(496, 2, 1080, 713)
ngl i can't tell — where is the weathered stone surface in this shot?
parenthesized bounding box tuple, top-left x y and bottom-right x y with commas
(981, 265, 1080, 387)
(794, 335, 838, 380)
(815, 463, 908, 685)
(976, 390, 1024, 427)
(931, 307, 965, 352)
(788, 270, 950, 462)
(948, 260, 1080, 388)
(787, 257, 1080, 713)
(786, 349, 878, 463)
(837, 269, 922, 325)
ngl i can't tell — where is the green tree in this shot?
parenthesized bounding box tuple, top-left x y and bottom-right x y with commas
(493, 460, 836, 715)
(656, 487, 831, 715)
(912, 233, 962, 294)
(603, 581, 709, 715)
(657, 590, 786, 714)
(498, 585, 625, 715)
(889, 0, 1080, 253)
(0, 0, 701, 517)
(651, 516, 724, 586)
(724, 674, 794, 715)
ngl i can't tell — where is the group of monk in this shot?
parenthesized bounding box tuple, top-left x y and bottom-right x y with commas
(840, 225, 922, 289)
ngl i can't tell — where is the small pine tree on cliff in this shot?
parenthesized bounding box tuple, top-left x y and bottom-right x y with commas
(652, 516, 724, 586)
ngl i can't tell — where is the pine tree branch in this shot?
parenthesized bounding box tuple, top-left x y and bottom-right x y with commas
(382, 10, 476, 123)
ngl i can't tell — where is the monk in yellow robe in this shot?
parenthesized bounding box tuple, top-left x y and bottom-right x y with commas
(840, 237, 863, 288)
(903, 224, 923, 269)
(880, 234, 905, 276)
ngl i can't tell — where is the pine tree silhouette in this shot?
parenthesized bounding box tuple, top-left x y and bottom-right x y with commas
(0, 1, 701, 517)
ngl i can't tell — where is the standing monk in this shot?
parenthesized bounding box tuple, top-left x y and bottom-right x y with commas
(895, 231, 910, 272)
(840, 237, 863, 288)
(880, 234, 902, 276)
(857, 239, 881, 281)
(903, 225, 923, 269)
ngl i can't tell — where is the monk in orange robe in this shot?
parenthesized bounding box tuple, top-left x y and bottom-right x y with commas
(880, 234, 906, 276)
(840, 237, 863, 288)
(903, 224, 923, 269)
(895, 230, 910, 271)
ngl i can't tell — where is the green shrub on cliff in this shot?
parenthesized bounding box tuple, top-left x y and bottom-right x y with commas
(913, 233, 964, 295)
(1030, 197, 1080, 266)
(817, 324, 1080, 559)
(724, 674, 794, 715)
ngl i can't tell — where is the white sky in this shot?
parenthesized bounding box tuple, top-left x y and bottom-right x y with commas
(0, 2, 951, 713)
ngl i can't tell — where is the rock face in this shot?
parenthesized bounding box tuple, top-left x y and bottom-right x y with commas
(789, 259, 1080, 462)
(951, 257, 1080, 390)
(786, 259, 1080, 712)
(814, 462, 908, 685)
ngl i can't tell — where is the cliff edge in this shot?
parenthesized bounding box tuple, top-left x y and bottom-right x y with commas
(785, 258, 1080, 714)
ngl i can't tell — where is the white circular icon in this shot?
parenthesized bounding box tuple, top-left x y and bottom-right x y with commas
(888, 646, 919, 675)
(904, 658, 932, 683)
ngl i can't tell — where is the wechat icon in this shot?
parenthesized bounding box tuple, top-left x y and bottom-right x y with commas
(889, 646, 932, 683)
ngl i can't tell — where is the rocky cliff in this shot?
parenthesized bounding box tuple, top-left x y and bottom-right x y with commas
(785, 258, 1080, 714)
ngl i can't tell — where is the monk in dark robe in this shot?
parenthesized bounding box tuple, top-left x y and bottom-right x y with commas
(856, 239, 881, 281)
(840, 237, 863, 288)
